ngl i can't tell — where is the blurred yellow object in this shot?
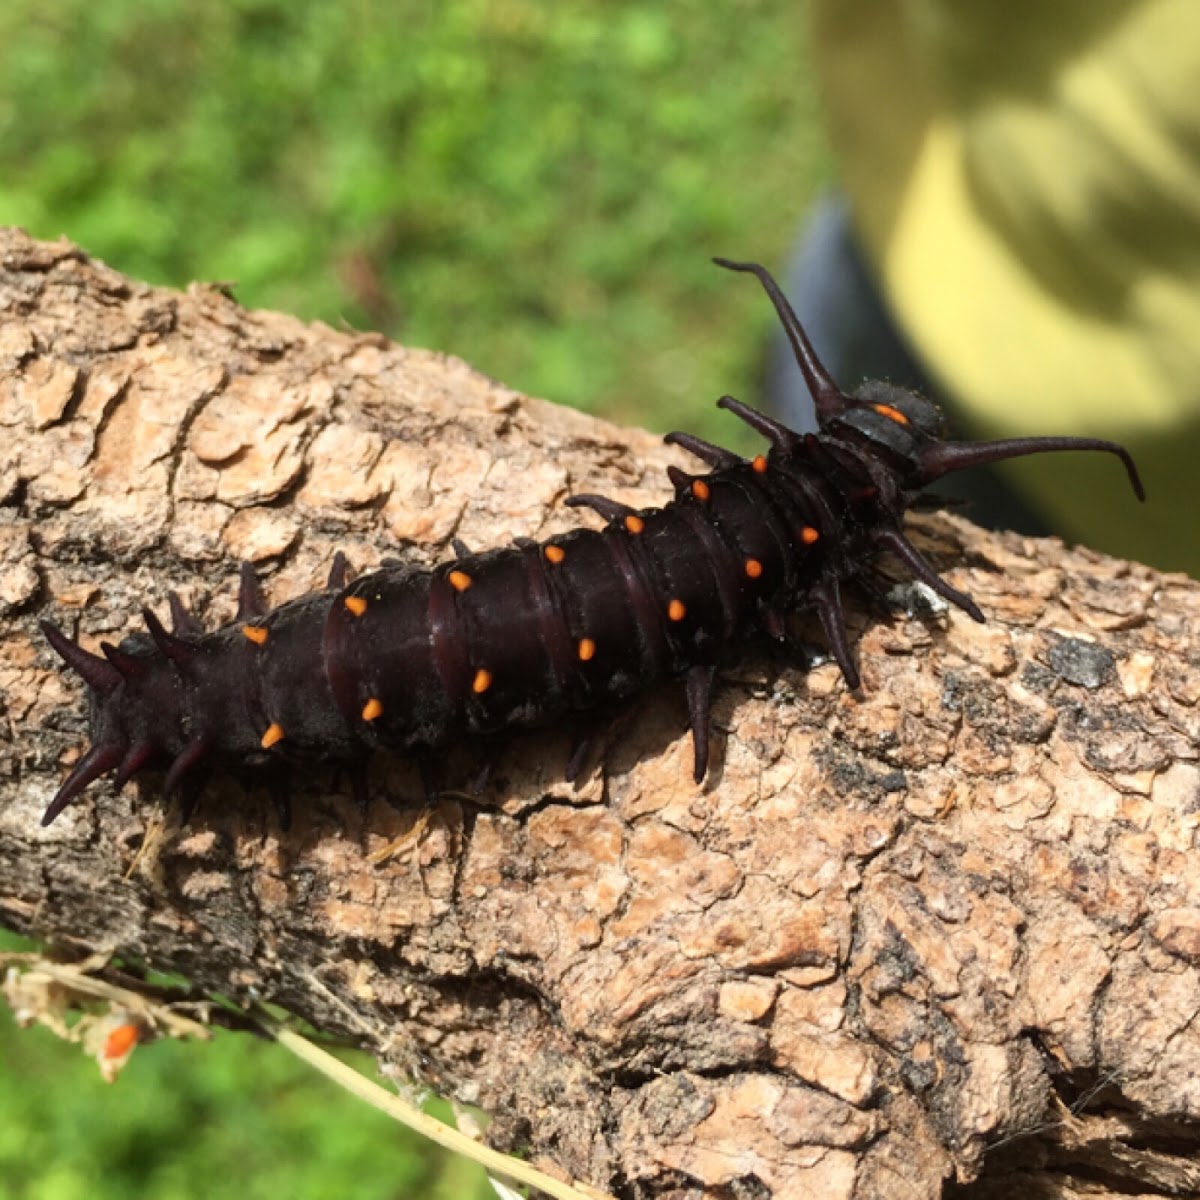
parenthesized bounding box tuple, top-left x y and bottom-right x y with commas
(813, 0, 1200, 574)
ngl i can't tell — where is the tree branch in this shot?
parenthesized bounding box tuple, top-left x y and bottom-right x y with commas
(2, 228, 1198, 1199)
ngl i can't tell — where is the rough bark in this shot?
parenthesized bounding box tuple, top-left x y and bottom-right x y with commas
(1, 227, 1198, 1200)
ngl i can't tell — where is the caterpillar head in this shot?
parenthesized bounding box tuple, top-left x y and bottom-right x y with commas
(713, 256, 1144, 503)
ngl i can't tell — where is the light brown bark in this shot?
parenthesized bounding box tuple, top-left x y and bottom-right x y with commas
(1, 227, 1198, 1199)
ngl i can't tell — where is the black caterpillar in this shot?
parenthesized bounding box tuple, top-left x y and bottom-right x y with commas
(40, 259, 1145, 829)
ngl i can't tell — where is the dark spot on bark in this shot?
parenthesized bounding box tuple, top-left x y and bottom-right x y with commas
(1019, 661, 1059, 696)
(1045, 636, 1115, 689)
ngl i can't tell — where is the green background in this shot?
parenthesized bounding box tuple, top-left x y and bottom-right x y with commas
(1, 2, 830, 1196)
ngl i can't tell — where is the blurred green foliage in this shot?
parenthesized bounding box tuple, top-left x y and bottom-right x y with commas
(0, 0, 830, 1196)
(0, 0, 830, 439)
(1, 929, 487, 1199)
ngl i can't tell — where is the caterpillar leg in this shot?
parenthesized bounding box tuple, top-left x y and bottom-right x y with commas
(685, 663, 717, 784)
(872, 524, 984, 622)
(812, 575, 861, 691)
(564, 725, 600, 785)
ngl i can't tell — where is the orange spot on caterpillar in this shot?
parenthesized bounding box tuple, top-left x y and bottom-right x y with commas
(800, 526, 820, 545)
(691, 479, 711, 502)
(102, 1023, 139, 1061)
(449, 570, 473, 592)
(624, 515, 645, 535)
(577, 637, 596, 662)
(361, 697, 384, 721)
(752, 455, 768, 474)
(344, 595, 368, 617)
(668, 598, 687, 622)
(472, 669, 493, 694)
(745, 559, 763, 579)
(242, 624, 268, 646)
(260, 723, 285, 749)
(872, 402, 909, 425)
(544, 544, 565, 565)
